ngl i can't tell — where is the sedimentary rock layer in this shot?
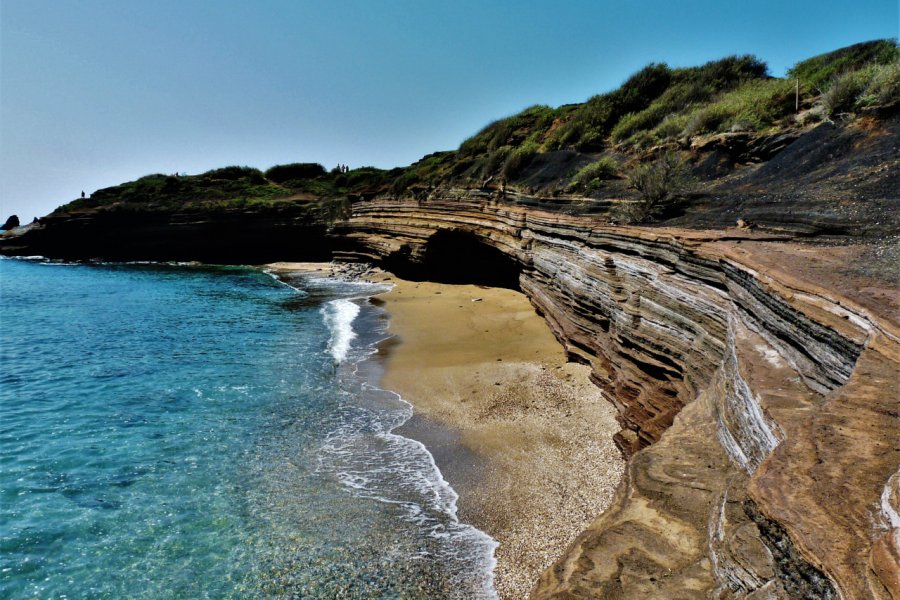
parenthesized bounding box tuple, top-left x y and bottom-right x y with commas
(333, 196, 899, 599)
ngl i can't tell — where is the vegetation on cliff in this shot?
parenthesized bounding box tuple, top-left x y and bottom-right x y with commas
(53, 39, 897, 226)
(59, 163, 394, 218)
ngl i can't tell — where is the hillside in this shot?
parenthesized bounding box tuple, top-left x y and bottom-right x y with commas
(13, 38, 894, 240)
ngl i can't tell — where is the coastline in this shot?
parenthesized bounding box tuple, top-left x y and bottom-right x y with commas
(265, 261, 500, 596)
(264, 262, 626, 597)
(372, 274, 625, 599)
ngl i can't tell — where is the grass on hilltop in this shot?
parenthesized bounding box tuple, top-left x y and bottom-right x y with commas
(60, 163, 394, 213)
(788, 39, 899, 91)
(822, 61, 900, 115)
(58, 39, 899, 214)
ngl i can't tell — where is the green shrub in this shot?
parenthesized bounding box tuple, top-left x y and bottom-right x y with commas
(502, 141, 539, 178)
(459, 105, 559, 156)
(549, 63, 673, 150)
(203, 166, 265, 182)
(683, 105, 727, 136)
(684, 55, 768, 89)
(681, 79, 795, 136)
(554, 56, 768, 149)
(608, 63, 674, 114)
(264, 162, 326, 183)
(76, 167, 293, 211)
(611, 109, 662, 142)
(857, 61, 900, 108)
(654, 114, 690, 139)
(622, 152, 694, 223)
(390, 170, 419, 195)
(388, 151, 457, 194)
(820, 61, 900, 115)
(485, 145, 513, 175)
(610, 56, 768, 142)
(822, 73, 863, 115)
(789, 39, 899, 91)
(571, 157, 619, 191)
(343, 166, 390, 189)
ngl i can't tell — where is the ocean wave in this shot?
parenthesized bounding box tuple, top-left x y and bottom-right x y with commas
(319, 388, 499, 599)
(314, 296, 499, 599)
(304, 275, 393, 300)
(322, 299, 361, 363)
(276, 270, 497, 596)
(261, 269, 310, 296)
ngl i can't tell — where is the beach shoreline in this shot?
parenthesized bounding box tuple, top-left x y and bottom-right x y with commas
(265, 262, 625, 599)
(373, 273, 624, 599)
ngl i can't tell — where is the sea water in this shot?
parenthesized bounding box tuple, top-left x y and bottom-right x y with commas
(0, 258, 497, 599)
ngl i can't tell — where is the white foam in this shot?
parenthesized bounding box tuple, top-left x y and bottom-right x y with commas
(322, 299, 361, 363)
(322, 405, 500, 598)
(261, 269, 310, 296)
(298, 277, 497, 596)
(315, 333, 499, 598)
(881, 470, 900, 531)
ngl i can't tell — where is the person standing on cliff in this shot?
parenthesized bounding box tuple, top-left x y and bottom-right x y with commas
(81, 191, 85, 198)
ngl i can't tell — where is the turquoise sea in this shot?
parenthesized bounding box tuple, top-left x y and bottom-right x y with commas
(0, 258, 496, 599)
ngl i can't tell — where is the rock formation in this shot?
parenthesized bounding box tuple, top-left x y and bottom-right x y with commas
(2, 214, 19, 230)
(0, 205, 334, 263)
(330, 196, 898, 599)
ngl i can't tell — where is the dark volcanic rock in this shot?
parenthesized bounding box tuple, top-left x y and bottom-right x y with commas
(0, 205, 333, 263)
(2, 214, 19, 230)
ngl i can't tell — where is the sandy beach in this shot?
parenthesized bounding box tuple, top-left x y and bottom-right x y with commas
(374, 274, 624, 599)
(265, 262, 625, 599)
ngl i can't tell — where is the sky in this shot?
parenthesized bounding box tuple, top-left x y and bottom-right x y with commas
(1, 0, 897, 221)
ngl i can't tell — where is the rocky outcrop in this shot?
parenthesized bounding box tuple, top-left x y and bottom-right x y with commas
(333, 196, 899, 599)
(2, 214, 19, 231)
(0, 205, 333, 263)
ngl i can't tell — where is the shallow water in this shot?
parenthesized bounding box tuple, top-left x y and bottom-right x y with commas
(0, 258, 496, 599)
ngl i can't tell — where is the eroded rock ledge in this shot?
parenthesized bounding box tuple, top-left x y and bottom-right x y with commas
(333, 197, 899, 599)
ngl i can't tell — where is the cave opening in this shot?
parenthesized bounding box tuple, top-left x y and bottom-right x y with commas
(385, 229, 522, 290)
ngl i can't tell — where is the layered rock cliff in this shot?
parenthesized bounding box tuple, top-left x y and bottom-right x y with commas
(330, 196, 899, 599)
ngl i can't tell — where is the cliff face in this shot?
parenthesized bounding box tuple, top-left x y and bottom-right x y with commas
(0, 205, 333, 263)
(333, 197, 899, 599)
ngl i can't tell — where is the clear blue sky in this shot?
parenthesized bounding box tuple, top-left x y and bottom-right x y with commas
(1, 0, 897, 221)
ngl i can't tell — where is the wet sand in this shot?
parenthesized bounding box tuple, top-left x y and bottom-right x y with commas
(264, 262, 625, 599)
(375, 275, 624, 599)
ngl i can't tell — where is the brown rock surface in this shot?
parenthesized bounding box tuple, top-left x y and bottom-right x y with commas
(332, 197, 899, 599)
